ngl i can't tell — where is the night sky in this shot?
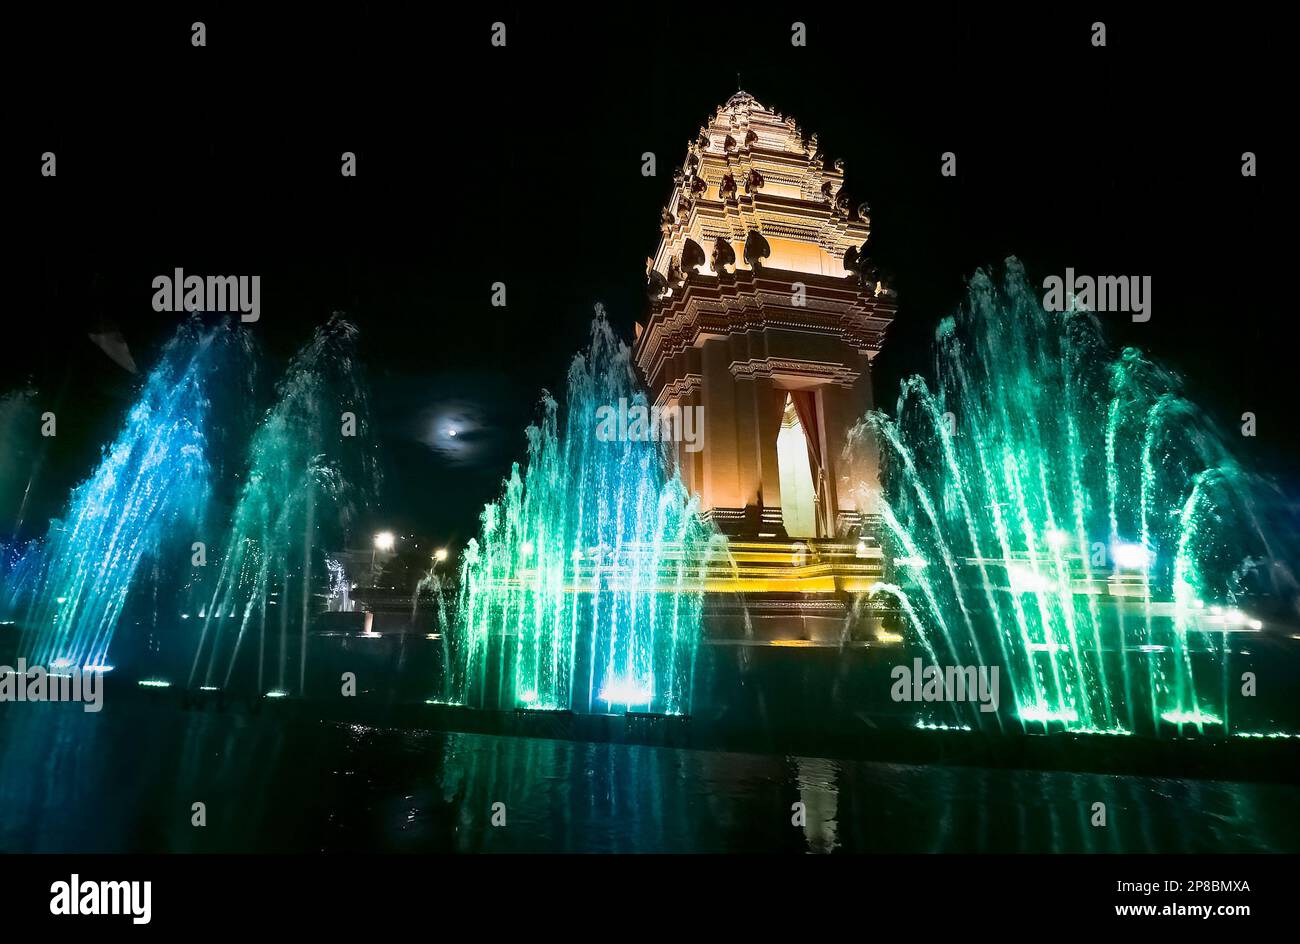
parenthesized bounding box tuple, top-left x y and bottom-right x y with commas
(7, 7, 1287, 552)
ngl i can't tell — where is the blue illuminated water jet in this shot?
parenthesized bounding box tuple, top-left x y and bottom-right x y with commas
(6, 321, 235, 671)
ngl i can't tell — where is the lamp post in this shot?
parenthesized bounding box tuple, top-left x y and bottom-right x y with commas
(371, 531, 395, 588)
(430, 547, 448, 582)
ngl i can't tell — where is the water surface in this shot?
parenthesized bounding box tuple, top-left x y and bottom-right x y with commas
(0, 702, 1293, 853)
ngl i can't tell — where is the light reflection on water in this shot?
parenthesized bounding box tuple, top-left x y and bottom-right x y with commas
(0, 703, 1294, 853)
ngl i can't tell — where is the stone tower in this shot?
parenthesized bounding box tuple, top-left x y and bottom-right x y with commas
(634, 91, 896, 540)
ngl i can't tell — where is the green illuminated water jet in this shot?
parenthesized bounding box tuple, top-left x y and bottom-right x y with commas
(847, 259, 1287, 737)
(188, 315, 377, 695)
(452, 307, 710, 714)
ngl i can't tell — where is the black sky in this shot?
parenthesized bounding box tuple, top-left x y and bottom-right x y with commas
(7, 6, 1288, 550)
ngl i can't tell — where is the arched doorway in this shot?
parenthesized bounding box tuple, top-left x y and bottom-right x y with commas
(776, 393, 818, 538)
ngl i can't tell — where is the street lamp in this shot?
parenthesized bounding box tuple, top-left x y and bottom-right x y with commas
(371, 531, 396, 587)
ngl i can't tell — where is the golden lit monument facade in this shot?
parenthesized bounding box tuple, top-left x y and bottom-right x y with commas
(635, 91, 896, 541)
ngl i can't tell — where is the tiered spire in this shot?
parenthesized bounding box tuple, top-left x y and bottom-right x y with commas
(648, 92, 890, 298)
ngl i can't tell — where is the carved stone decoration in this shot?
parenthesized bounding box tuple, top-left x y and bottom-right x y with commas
(860, 264, 880, 293)
(688, 175, 707, 197)
(834, 158, 845, 172)
(744, 169, 765, 194)
(719, 173, 737, 201)
(843, 241, 891, 296)
(724, 134, 737, 152)
(843, 244, 864, 278)
(696, 130, 710, 150)
(667, 257, 685, 286)
(806, 132, 819, 156)
(711, 236, 736, 274)
(671, 167, 684, 186)
(681, 237, 706, 275)
(729, 357, 861, 387)
(856, 202, 872, 226)
(820, 181, 836, 203)
(743, 230, 771, 270)
(836, 190, 852, 213)
(646, 267, 669, 299)
(744, 129, 758, 148)
(687, 151, 700, 172)
(659, 207, 676, 235)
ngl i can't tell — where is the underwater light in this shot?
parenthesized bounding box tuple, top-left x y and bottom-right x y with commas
(264, 690, 289, 699)
(1044, 528, 1069, 549)
(1200, 607, 1265, 631)
(1007, 564, 1052, 594)
(199, 685, 220, 692)
(137, 679, 171, 688)
(84, 664, 114, 673)
(1112, 542, 1151, 571)
(373, 531, 395, 552)
(1019, 705, 1079, 724)
(598, 676, 654, 706)
(1159, 709, 1222, 725)
(433, 548, 448, 562)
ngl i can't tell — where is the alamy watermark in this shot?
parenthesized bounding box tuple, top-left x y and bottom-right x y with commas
(0, 659, 104, 712)
(595, 397, 704, 453)
(50, 874, 151, 924)
(1042, 268, 1150, 322)
(152, 268, 260, 322)
(890, 659, 999, 713)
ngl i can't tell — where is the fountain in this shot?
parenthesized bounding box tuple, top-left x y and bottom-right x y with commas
(451, 306, 712, 715)
(0, 322, 243, 674)
(845, 258, 1297, 738)
(188, 314, 378, 696)
(0, 314, 377, 695)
